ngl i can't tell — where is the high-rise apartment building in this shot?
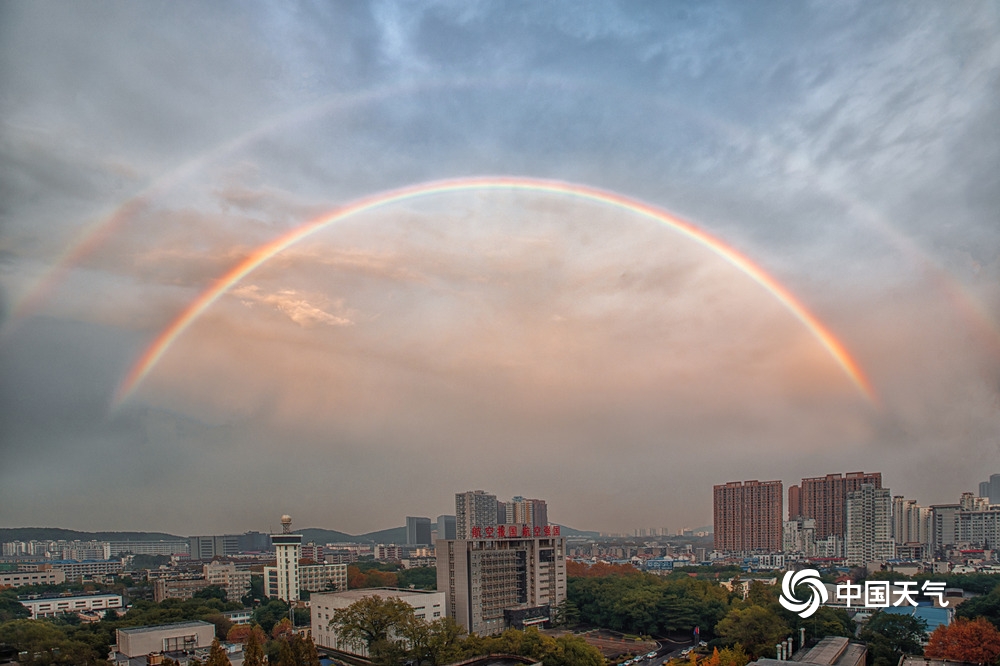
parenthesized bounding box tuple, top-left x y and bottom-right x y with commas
(498, 497, 549, 529)
(845, 484, 894, 566)
(270, 515, 301, 602)
(713, 480, 783, 553)
(788, 485, 802, 520)
(798, 471, 882, 540)
(892, 496, 932, 550)
(438, 490, 565, 636)
(406, 517, 432, 546)
(783, 517, 817, 556)
(456, 490, 501, 539)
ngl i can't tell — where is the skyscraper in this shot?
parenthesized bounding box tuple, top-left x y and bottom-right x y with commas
(713, 480, 783, 553)
(799, 471, 882, 540)
(436, 515, 457, 540)
(846, 485, 894, 566)
(980, 474, 1000, 505)
(406, 517, 432, 546)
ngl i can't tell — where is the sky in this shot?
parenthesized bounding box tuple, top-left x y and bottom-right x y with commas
(1, 2, 998, 537)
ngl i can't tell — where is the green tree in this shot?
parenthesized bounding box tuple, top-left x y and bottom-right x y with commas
(859, 611, 926, 666)
(956, 587, 1000, 630)
(251, 599, 289, 634)
(546, 633, 604, 666)
(328, 595, 417, 662)
(0, 590, 31, 623)
(204, 638, 232, 666)
(194, 586, 229, 603)
(715, 605, 789, 658)
(397, 566, 437, 590)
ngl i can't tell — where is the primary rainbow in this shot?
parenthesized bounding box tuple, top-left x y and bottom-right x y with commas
(113, 176, 877, 406)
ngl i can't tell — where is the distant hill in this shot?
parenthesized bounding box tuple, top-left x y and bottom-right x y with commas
(1, 523, 601, 546)
(297, 528, 357, 544)
(356, 526, 407, 544)
(0, 528, 185, 542)
(556, 525, 600, 539)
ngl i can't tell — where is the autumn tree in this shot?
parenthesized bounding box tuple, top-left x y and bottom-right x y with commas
(271, 617, 294, 640)
(204, 638, 232, 666)
(925, 616, 1000, 665)
(242, 625, 265, 666)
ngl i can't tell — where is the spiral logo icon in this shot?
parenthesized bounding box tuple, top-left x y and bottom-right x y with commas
(779, 569, 828, 618)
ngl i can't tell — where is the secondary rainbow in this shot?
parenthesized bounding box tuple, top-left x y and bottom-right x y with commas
(113, 176, 877, 406)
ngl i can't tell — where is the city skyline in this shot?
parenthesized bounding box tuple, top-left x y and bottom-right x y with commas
(2, 3, 999, 535)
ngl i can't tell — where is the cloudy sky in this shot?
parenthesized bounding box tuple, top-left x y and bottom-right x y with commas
(1, 2, 998, 537)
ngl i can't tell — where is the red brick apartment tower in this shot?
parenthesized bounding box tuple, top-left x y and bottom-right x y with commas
(713, 480, 783, 552)
(788, 485, 802, 520)
(799, 471, 882, 539)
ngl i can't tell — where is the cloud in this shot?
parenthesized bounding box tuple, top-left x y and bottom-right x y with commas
(232, 284, 354, 328)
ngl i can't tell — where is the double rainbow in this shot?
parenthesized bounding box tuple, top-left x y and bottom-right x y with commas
(113, 176, 876, 406)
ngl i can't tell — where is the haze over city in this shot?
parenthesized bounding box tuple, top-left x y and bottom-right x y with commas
(1, 2, 998, 536)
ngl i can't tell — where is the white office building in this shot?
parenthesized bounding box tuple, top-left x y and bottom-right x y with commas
(311, 588, 445, 658)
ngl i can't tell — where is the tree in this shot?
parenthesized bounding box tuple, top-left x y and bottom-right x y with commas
(859, 611, 926, 666)
(956, 588, 1000, 630)
(717, 643, 751, 666)
(715, 606, 790, 658)
(205, 638, 232, 666)
(271, 617, 294, 640)
(0, 591, 31, 623)
(242, 626, 265, 666)
(194, 586, 229, 602)
(328, 595, 417, 661)
(925, 617, 1000, 665)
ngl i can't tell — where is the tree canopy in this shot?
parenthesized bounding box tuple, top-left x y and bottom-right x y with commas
(925, 616, 1000, 665)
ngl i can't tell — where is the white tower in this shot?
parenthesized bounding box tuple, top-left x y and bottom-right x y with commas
(271, 514, 302, 602)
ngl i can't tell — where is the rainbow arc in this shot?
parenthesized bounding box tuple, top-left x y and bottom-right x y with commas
(113, 176, 877, 406)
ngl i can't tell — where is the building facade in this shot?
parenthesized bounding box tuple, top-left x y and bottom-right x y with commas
(456, 490, 501, 540)
(438, 490, 564, 636)
(406, 517, 432, 546)
(312, 588, 446, 657)
(271, 516, 302, 602)
(114, 621, 215, 659)
(23, 593, 123, 619)
(436, 515, 457, 540)
(0, 568, 66, 588)
(713, 480, 783, 553)
(798, 471, 882, 541)
(845, 484, 894, 566)
(188, 535, 240, 560)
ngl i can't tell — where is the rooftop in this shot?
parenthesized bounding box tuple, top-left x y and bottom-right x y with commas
(313, 587, 440, 601)
(118, 620, 214, 635)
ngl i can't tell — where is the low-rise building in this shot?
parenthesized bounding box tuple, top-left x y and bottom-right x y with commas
(311, 588, 445, 657)
(21, 593, 123, 619)
(112, 621, 216, 662)
(49, 558, 124, 582)
(0, 568, 66, 588)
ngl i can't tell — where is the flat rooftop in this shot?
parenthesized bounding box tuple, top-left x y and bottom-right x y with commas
(118, 620, 214, 634)
(313, 587, 440, 601)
